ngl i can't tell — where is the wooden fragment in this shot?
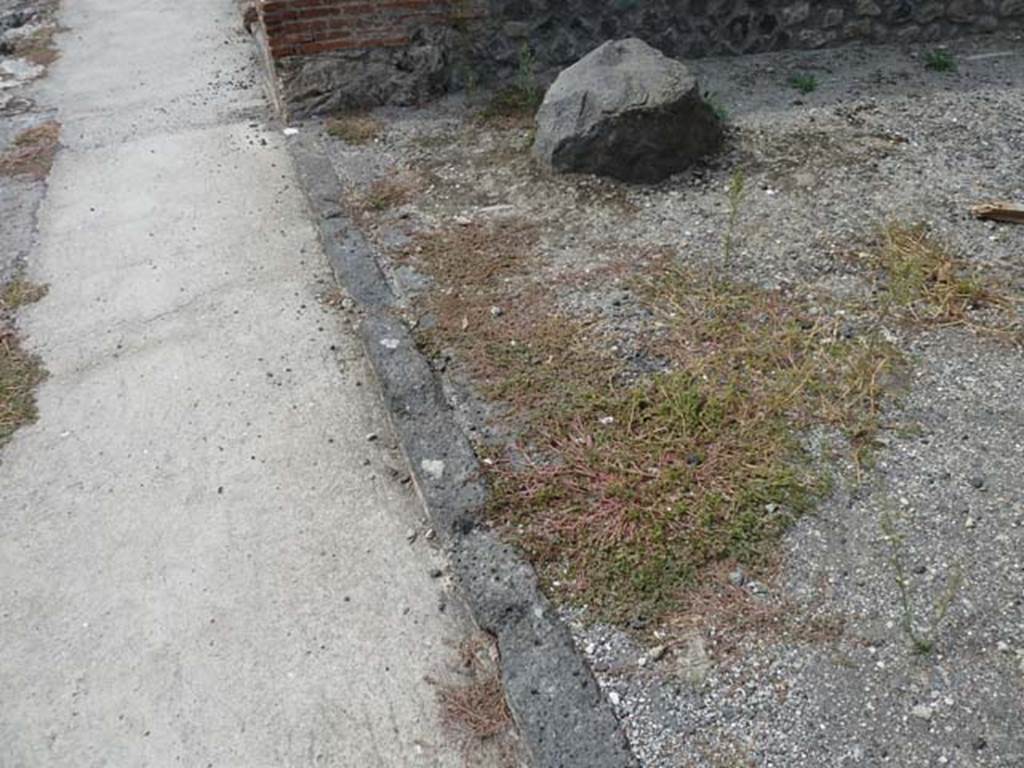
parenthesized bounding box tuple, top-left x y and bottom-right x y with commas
(970, 201, 1024, 224)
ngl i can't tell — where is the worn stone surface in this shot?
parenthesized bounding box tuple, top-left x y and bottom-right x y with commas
(1, 0, 483, 766)
(533, 38, 721, 183)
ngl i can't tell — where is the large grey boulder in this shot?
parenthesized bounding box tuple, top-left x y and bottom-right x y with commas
(532, 38, 723, 184)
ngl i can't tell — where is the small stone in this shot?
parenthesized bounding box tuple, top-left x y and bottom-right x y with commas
(428, 567, 443, 579)
(997, 641, 1010, 653)
(366, 432, 379, 442)
(489, 306, 504, 318)
(746, 580, 768, 596)
(406, 528, 418, 543)
(421, 459, 446, 481)
(969, 476, 985, 489)
(728, 568, 747, 587)
(965, 516, 977, 529)
(973, 736, 987, 750)
(649, 645, 668, 662)
(607, 691, 621, 706)
(911, 704, 933, 720)
(380, 338, 400, 350)
(676, 632, 710, 685)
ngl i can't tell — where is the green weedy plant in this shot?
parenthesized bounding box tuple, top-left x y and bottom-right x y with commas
(480, 43, 544, 122)
(880, 512, 964, 655)
(724, 170, 746, 261)
(924, 49, 957, 73)
(516, 42, 541, 110)
(704, 91, 729, 123)
(448, 0, 479, 101)
(789, 73, 818, 94)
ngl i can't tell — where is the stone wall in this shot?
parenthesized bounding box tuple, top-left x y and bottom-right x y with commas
(257, 0, 1024, 116)
(474, 0, 1020, 78)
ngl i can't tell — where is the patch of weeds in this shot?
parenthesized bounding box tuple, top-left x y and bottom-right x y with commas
(401, 221, 609, 418)
(880, 512, 963, 655)
(515, 43, 541, 107)
(325, 113, 383, 145)
(433, 634, 519, 767)
(0, 121, 60, 179)
(1, 279, 48, 310)
(924, 49, 957, 73)
(402, 222, 903, 622)
(361, 175, 416, 212)
(492, 269, 902, 621)
(668, 562, 845, 658)
(861, 223, 1021, 339)
(1, 278, 49, 447)
(789, 72, 818, 93)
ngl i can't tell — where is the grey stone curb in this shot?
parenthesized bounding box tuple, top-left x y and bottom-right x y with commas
(288, 131, 638, 768)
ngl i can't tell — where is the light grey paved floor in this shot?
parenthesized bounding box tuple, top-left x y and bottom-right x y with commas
(0, 2, 469, 766)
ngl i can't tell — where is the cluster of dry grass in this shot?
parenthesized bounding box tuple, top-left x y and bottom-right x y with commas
(433, 634, 520, 767)
(0, 279, 48, 447)
(361, 174, 418, 212)
(862, 223, 1021, 340)
(325, 113, 383, 145)
(401, 221, 909, 621)
(0, 122, 61, 180)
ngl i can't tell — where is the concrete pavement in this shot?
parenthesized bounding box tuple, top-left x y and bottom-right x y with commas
(0, 1, 473, 766)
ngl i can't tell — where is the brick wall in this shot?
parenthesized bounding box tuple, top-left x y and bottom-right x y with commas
(258, 0, 471, 60)
(256, 0, 1024, 118)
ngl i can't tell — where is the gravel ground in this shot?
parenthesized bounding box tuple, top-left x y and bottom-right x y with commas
(318, 32, 1024, 767)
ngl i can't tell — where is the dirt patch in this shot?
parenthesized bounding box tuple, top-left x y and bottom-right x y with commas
(0, 120, 60, 179)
